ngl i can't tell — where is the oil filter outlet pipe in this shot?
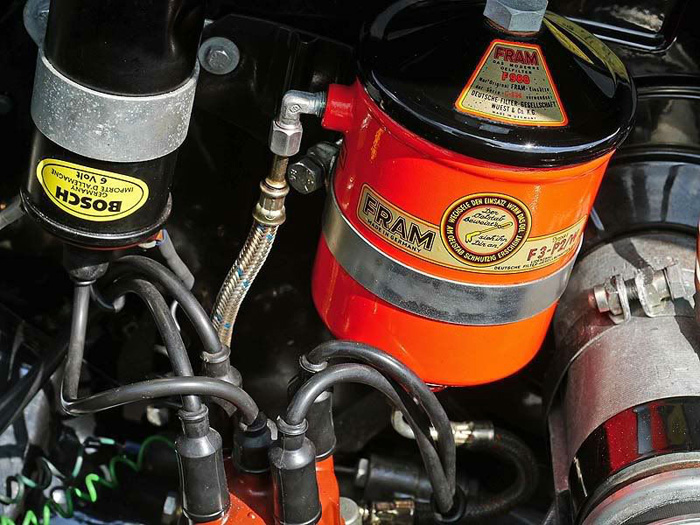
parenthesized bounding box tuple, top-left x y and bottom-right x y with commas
(22, 0, 204, 249)
(311, 0, 636, 387)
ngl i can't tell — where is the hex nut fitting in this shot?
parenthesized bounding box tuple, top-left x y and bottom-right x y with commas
(268, 90, 327, 157)
(269, 120, 303, 157)
(664, 264, 690, 300)
(287, 141, 340, 194)
(484, 0, 548, 33)
(253, 179, 290, 226)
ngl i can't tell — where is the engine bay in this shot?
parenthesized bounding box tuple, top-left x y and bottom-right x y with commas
(0, 0, 698, 523)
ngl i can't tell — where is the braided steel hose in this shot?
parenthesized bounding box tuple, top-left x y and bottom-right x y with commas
(212, 90, 325, 348)
(212, 156, 289, 347)
(212, 222, 278, 347)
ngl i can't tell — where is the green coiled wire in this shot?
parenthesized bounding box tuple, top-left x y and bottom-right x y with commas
(0, 435, 175, 525)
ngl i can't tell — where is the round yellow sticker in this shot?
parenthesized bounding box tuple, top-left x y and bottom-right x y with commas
(37, 159, 149, 222)
(441, 193, 532, 267)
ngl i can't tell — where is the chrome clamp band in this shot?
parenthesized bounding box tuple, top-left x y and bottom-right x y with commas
(31, 49, 199, 163)
(322, 191, 578, 326)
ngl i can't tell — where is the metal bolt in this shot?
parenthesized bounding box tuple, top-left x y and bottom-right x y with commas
(593, 263, 694, 323)
(287, 141, 340, 195)
(288, 157, 325, 194)
(593, 284, 613, 313)
(146, 405, 171, 427)
(161, 491, 181, 524)
(340, 497, 363, 525)
(23, 0, 50, 46)
(484, 0, 548, 33)
(198, 37, 240, 75)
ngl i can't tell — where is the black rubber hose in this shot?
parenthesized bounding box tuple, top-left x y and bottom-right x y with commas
(104, 278, 201, 413)
(159, 229, 195, 290)
(61, 376, 259, 425)
(542, 503, 557, 525)
(0, 195, 24, 231)
(306, 340, 456, 490)
(63, 284, 91, 402)
(286, 363, 455, 514)
(0, 303, 109, 437)
(461, 428, 539, 520)
(108, 256, 221, 355)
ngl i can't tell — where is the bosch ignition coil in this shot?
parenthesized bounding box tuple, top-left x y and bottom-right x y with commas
(22, 0, 204, 248)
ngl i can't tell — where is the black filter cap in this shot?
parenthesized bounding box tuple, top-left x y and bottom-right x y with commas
(358, 0, 636, 167)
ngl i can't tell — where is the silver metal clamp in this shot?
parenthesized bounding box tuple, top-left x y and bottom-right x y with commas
(31, 49, 199, 163)
(322, 188, 578, 326)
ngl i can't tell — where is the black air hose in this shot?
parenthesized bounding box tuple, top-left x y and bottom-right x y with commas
(460, 428, 539, 521)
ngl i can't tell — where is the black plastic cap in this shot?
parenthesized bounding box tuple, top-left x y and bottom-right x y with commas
(305, 392, 337, 460)
(176, 408, 230, 522)
(233, 412, 273, 474)
(269, 420, 321, 525)
(359, 0, 636, 167)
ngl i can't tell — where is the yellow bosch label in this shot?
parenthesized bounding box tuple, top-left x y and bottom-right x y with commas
(37, 159, 149, 222)
(455, 39, 568, 127)
(357, 185, 584, 274)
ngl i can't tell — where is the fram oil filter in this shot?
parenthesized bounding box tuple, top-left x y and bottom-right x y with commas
(311, 0, 636, 386)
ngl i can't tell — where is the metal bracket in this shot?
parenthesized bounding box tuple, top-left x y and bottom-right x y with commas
(31, 50, 199, 163)
(592, 263, 695, 324)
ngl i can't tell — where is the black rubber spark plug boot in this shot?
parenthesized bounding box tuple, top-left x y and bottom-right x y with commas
(176, 406, 230, 522)
(289, 356, 336, 460)
(233, 411, 273, 474)
(269, 418, 321, 525)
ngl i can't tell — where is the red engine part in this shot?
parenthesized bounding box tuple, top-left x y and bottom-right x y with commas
(204, 458, 341, 525)
(310, 2, 636, 387)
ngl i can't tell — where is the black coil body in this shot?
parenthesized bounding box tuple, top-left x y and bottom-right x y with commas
(22, 0, 204, 248)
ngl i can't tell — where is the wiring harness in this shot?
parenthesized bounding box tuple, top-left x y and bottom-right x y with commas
(0, 435, 174, 525)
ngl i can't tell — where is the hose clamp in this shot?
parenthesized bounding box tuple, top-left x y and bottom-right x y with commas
(31, 49, 199, 163)
(322, 189, 579, 326)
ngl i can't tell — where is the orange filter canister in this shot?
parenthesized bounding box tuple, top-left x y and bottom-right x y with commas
(311, 1, 636, 386)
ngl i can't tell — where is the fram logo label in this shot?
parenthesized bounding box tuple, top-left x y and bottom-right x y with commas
(494, 46, 539, 66)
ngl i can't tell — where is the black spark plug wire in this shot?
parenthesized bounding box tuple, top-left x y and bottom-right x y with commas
(108, 256, 224, 358)
(284, 363, 455, 515)
(304, 340, 456, 489)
